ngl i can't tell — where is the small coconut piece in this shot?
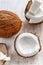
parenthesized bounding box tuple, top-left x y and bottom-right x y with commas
(14, 33, 41, 58)
(0, 43, 8, 65)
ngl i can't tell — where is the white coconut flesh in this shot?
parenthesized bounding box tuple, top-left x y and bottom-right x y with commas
(0, 52, 10, 61)
(16, 33, 40, 57)
(26, 8, 43, 23)
(29, 0, 42, 15)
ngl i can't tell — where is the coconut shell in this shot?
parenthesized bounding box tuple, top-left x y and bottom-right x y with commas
(0, 43, 8, 65)
(25, 0, 43, 24)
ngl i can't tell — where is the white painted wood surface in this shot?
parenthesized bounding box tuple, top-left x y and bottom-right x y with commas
(0, 0, 43, 65)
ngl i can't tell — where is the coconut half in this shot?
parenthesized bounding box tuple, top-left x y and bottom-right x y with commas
(14, 33, 41, 58)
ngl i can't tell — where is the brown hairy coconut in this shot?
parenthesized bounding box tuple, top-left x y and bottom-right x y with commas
(0, 10, 22, 37)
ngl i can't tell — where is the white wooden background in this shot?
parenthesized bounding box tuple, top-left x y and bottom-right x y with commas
(0, 0, 43, 65)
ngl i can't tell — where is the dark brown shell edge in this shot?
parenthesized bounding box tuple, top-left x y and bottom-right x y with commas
(25, 0, 43, 25)
(14, 33, 41, 58)
(0, 43, 8, 65)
